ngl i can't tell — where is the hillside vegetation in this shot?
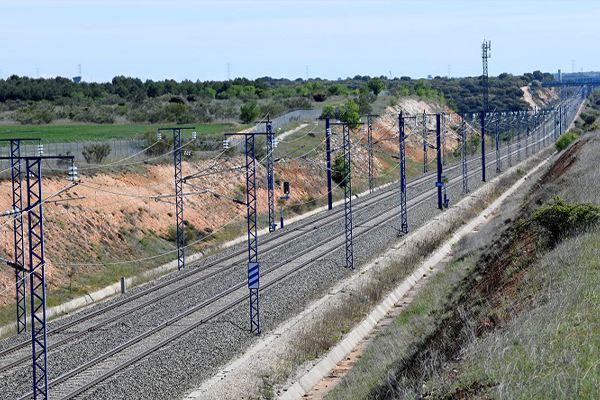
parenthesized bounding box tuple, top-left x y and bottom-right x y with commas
(0, 71, 556, 126)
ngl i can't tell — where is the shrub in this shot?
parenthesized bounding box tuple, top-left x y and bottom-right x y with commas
(332, 153, 346, 187)
(240, 101, 260, 123)
(82, 144, 111, 163)
(531, 197, 600, 243)
(555, 131, 579, 151)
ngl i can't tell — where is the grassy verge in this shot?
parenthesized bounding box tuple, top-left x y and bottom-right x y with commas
(0, 122, 236, 142)
(327, 129, 600, 399)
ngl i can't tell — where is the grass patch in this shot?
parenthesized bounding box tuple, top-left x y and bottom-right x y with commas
(328, 130, 600, 399)
(0, 122, 235, 142)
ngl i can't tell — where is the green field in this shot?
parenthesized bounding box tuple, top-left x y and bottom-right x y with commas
(0, 123, 238, 142)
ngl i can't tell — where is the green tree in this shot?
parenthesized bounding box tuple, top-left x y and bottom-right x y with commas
(367, 77, 386, 96)
(339, 100, 361, 125)
(240, 101, 260, 123)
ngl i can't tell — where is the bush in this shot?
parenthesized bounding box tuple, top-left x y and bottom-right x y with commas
(82, 144, 112, 163)
(165, 221, 210, 244)
(332, 153, 347, 187)
(143, 130, 172, 156)
(240, 101, 261, 124)
(531, 197, 600, 243)
(555, 131, 579, 151)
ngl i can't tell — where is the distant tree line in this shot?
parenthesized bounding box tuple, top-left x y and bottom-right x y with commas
(0, 70, 556, 125)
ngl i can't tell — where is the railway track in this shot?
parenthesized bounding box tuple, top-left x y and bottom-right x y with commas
(2, 122, 561, 399)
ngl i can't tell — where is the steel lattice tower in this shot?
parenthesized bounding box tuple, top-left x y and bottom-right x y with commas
(398, 114, 408, 233)
(10, 140, 26, 333)
(482, 40, 491, 112)
(25, 158, 49, 399)
(245, 134, 260, 333)
(173, 129, 185, 270)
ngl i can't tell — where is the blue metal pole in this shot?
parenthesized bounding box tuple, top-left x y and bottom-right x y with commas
(10, 140, 27, 334)
(399, 114, 408, 234)
(507, 112, 512, 168)
(517, 111, 522, 161)
(461, 114, 468, 193)
(325, 118, 333, 211)
(26, 158, 49, 399)
(481, 111, 486, 182)
(526, 111, 530, 157)
(367, 115, 374, 193)
(266, 121, 276, 232)
(245, 134, 260, 333)
(423, 111, 428, 173)
(343, 124, 354, 269)
(496, 112, 501, 174)
(437, 114, 443, 210)
(173, 128, 185, 270)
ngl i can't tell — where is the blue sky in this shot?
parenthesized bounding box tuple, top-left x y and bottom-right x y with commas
(0, 0, 598, 82)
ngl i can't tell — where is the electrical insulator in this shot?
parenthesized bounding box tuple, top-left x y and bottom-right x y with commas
(192, 131, 197, 140)
(157, 132, 162, 141)
(314, 120, 318, 126)
(68, 164, 78, 182)
(223, 139, 229, 150)
(37, 144, 44, 156)
(362, 127, 366, 134)
(326, 128, 331, 136)
(184, 150, 191, 156)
